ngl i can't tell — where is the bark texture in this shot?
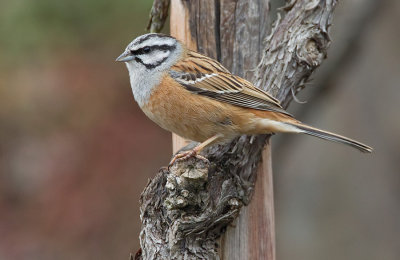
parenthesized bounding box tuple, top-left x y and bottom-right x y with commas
(274, 0, 381, 160)
(139, 0, 337, 259)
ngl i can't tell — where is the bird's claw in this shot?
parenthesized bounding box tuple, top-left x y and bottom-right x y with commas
(168, 149, 208, 169)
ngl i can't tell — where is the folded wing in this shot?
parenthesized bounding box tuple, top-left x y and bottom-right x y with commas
(170, 50, 292, 116)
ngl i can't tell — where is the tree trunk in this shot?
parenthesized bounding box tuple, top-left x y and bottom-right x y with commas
(139, 0, 337, 259)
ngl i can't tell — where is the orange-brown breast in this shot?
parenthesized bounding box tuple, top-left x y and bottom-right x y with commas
(142, 74, 259, 142)
(141, 74, 299, 142)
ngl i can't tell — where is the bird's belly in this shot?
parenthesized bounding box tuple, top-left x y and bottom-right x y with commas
(140, 77, 254, 142)
(142, 96, 234, 142)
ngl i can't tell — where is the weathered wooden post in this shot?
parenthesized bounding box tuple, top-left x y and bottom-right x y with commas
(140, 0, 337, 259)
(170, 1, 275, 259)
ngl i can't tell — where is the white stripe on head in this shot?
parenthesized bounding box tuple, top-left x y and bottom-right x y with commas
(137, 49, 170, 65)
(128, 34, 176, 51)
(133, 39, 176, 51)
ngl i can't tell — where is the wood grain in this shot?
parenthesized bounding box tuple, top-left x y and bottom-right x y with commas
(221, 144, 275, 260)
(170, 0, 196, 154)
(170, 3, 275, 257)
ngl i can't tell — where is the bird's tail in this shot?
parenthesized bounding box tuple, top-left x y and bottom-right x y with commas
(282, 122, 373, 153)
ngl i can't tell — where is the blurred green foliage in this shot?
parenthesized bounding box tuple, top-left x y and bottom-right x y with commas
(0, 0, 155, 65)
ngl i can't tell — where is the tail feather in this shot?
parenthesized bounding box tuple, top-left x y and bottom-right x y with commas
(286, 122, 373, 153)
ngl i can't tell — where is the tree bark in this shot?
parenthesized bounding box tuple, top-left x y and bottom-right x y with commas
(139, 0, 337, 259)
(274, 0, 382, 160)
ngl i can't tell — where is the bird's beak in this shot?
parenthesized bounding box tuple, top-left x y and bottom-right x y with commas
(115, 51, 134, 62)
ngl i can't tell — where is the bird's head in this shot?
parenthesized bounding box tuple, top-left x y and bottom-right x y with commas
(116, 33, 183, 72)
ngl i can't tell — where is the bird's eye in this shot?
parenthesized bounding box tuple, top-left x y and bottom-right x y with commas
(143, 46, 151, 53)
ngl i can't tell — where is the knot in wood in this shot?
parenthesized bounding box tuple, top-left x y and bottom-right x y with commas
(296, 36, 326, 67)
(164, 157, 210, 210)
(169, 157, 209, 181)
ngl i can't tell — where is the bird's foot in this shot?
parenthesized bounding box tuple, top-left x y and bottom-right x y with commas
(168, 149, 208, 169)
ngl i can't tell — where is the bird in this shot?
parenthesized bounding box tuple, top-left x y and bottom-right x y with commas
(116, 33, 372, 165)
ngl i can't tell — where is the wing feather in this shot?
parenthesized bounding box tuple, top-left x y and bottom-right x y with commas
(170, 50, 292, 116)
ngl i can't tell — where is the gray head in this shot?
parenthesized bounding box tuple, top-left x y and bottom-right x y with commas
(116, 33, 182, 71)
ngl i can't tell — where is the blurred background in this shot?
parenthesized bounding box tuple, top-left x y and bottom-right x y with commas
(0, 0, 398, 259)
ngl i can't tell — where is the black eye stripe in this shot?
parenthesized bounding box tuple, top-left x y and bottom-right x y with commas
(130, 44, 176, 56)
(134, 56, 169, 70)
